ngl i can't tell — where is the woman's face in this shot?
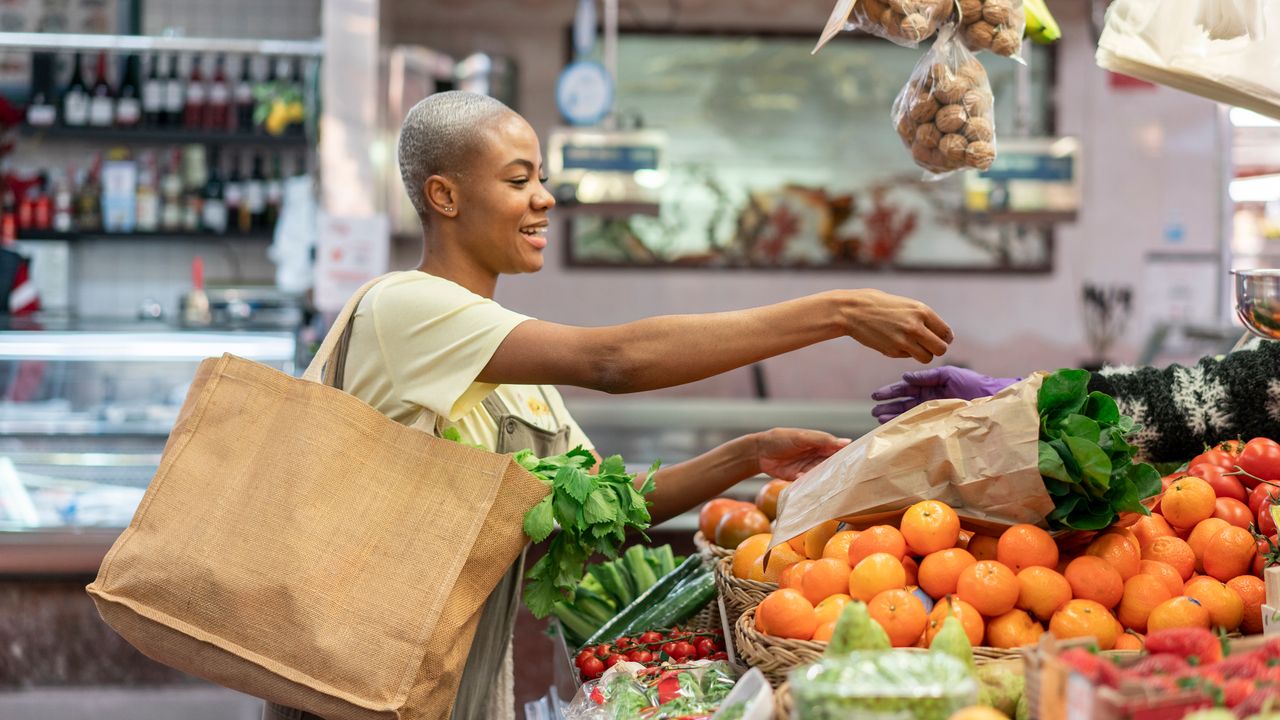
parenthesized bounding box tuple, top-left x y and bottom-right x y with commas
(457, 113, 556, 275)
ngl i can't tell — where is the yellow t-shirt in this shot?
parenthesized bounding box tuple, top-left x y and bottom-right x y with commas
(342, 270, 593, 452)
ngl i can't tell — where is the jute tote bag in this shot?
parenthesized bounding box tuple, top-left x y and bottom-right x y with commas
(86, 274, 549, 720)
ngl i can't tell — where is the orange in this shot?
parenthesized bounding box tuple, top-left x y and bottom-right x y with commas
(957, 529, 974, 550)
(903, 556, 919, 586)
(731, 533, 772, 579)
(823, 530, 860, 561)
(849, 552, 907, 602)
(926, 597, 985, 647)
(1141, 536, 1196, 581)
(760, 543, 806, 584)
(754, 479, 790, 521)
(1147, 596, 1211, 633)
(779, 560, 816, 590)
(968, 534, 999, 562)
(757, 588, 819, 640)
(868, 588, 929, 647)
(1184, 577, 1244, 631)
(814, 593, 852, 626)
(1187, 518, 1231, 572)
(1131, 514, 1177, 550)
(801, 557, 852, 605)
(997, 524, 1060, 572)
(1086, 532, 1142, 580)
(1064, 556, 1125, 609)
(788, 534, 808, 555)
(1140, 560, 1186, 597)
(956, 560, 1020, 616)
(918, 548, 978, 600)
(1049, 599, 1119, 650)
(715, 506, 772, 550)
(802, 521, 842, 560)
(1227, 575, 1266, 635)
(986, 609, 1045, 649)
(1114, 631, 1144, 651)
(949, 708, 1011, 720)
(849, 525, 907, 565)
(812, 620, 837, 642)
(700, 498, 748, 542)
(1116, 573, 1174, 633)
(1203, 525, 1257, 581)
(1162, 476, 1217, 529)
(1017, 566, 1073, 622)
(901, 500, 961, 555)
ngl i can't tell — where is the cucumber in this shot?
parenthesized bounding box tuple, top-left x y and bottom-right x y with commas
(619, 566, 715, 636)
(583, 554, 701, 648)
(649, 545, 676, 577)
(589, 560, 634, 607)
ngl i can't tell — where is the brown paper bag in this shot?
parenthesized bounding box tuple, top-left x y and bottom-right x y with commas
(770, 372, 1055, 550)
(86, 275, 549, 720)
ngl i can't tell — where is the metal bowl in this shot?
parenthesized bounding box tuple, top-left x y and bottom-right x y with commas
(1234, 268, 1280, 340)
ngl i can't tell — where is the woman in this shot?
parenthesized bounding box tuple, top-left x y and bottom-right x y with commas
(266, 91, 954, 720)
(869, 337, 1280, 462)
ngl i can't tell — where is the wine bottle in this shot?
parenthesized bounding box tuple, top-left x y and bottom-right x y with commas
(27, 52, 57, 127)
(224, 152, 244, 232)
(202, 146, 227, 234)
(142, 53, 165, 127)
(160, 148, 184, 232)
(205, 54, 230, 131)
(246, 153, 266, 230)
(265, 153, 283, 228)
(135, 152, 159, 233)
(88, 52, 114, 127)
(233, 54, 254, 133)
(115, 54, 142, 128)
(183, 54, 205, 130)
(62, 53, 89, 127)
(33, 173, 52, 231)
(163, 54, 184, 128)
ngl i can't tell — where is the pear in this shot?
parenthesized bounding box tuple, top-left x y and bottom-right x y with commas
(929, 615, 976, 676)
(824, 600, 890, 658)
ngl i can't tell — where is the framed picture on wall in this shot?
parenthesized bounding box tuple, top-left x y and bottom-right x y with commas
(562, 30, 1059, 273)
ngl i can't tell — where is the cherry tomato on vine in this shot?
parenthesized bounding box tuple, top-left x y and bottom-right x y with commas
(1238, 438, 1280, 488)
(638, 631, 663, 645)
(580, 656, 604, 679)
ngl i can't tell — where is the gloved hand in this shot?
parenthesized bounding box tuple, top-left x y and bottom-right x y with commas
(870, 366, 1021, 424)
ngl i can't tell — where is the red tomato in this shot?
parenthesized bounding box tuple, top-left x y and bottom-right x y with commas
(594, 644, 612, 659)
(694, 637, 717, 659)
(1261, 498, 1280, 537)
(669, 641, 696, 660)
(1215, 439, 1247, 457)
(604, 654, 626, 669)
(631, 649, 653, 664)
(1214, 497, 1254, 528)
(1255, 537, 1277, 576)
(613, 637, 634, 651)
(1238, 438, 1280, 487)
(575, 649, 596, 668)
(638, 631, 663, 645)
(660, 642, 677, 658)
(1250, 483, 1280, 517)
(1191, 449, 1238, 471)
(1191, 465, 1248, 502)
(580, 656, 604, 679)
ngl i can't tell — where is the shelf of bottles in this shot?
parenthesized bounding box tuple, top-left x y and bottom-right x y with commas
(8, 42, 317, 244)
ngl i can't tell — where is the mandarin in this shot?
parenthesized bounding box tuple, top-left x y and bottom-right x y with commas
(802, 521, 842, 560)
(1162, 476, 1217, 529)
(1203, 525, 1257, 582)
(849, 525, 907, 565)
(1147, 596, 1211, 632)
(1116, 573, 1174, 633)
(956, 560, 1020, 616)
(823, 529, 861, 561)
(760, 543, 807, 584)
(986, 609, 1045, 649)
(1049, 599, 1119, 650)
(1131, 514, 1177, 550)
(801, 557, 852, 605)
(757, 588, 819, 640)
(1141, 536, 1196, 580)
(1183, 577, 1244, 631)
(814, 594, 852, 626)
(1187, 518, 1230, 572)
(918, 548, 978, 600)
(779, 560, 816, 590)
(1064, 556, 1125, 609)
(849, 552, 907, 602)
(1139, 560, 1186, 597)
(868, 588, 929, 647)
(926, 596, 985, 646)
(901, 500, 961, 555)
(997, 524, 1059, 572)
(731, 533, 772, 579)
(1114, 631, 1144, 651)
(1017, 566, 1072, 622)
(812, 620, 837, 642)
(1227, 575, 1266, 635)
(968, 534, 1000, 562)
(903, 556, 919, 586)
(1086, 532, 1142, 580)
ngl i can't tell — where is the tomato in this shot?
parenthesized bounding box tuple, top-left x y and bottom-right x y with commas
(1190, 465, 1248, 502)
(575, 649, 596, 668)
(1261, 498, 1280, 537)
(694, 637, 717, 659)
(594, 644, 612, 659)
(660, 642, 677, 658)
(699, 498, 750, 541)
(1238, 438, 1280, 487)
(613, 637, 634, 651)
(1250, 483, 1280, 517)
(638, 631, 662, 645)
(707, 651, 729, 661)
(579, 656, 604, 679)
(1214, 497, 1254, 528)
(1215, 439, 1247, 457)
(1191, 449, 1238, 471)
(604, 653, 626, 669)
(714, 506, 771, 550)
(631, 649, 653, 664)
(1256, 537, 1277, 577)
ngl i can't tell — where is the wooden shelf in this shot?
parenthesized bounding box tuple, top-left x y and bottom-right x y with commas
(18, 229, 274, 242)
(19, 124, 308, 148)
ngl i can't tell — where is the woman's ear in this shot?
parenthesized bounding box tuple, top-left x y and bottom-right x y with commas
(425, 175, 458, 217)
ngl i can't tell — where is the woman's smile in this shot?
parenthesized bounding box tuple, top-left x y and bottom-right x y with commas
(519, 222, 549, 250)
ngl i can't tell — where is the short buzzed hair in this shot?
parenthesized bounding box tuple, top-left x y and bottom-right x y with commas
(397, 91, 514, 222)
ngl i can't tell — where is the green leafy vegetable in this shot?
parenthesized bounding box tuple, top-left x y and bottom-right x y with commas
(517, 446, 660, 618)
(1037, 369, 1160, 530)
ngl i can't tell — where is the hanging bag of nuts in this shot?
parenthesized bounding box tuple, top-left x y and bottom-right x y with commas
(891, 24, 997, 177)
(956, 0, 1027, 60)
(849, 0, 959, 48)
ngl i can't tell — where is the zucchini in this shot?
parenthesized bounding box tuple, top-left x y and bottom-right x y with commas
(583, 554, 702, 648)
(589, 560, 634, 608)
(619, 566, 715, 637)
(625, 545, 659, 595)
(649, 545, 676, 577)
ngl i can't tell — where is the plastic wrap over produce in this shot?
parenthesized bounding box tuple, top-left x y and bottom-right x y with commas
(956, 0, 1027, 60)
(768, 373, 1055, 551)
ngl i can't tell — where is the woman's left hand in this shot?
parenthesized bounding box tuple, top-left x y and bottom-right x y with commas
(753, 428, 852, 481)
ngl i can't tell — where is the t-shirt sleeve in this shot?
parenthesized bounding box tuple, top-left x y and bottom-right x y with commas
(369, 276, 531, 421)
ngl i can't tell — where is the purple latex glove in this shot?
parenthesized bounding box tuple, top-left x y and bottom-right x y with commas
(870, 366, 1021, 424)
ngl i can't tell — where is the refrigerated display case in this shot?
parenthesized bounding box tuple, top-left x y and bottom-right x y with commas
(0, 320, 297, 574)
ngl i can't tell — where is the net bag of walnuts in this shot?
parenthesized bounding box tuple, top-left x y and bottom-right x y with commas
(850, 0, 958, 48)
(956, 0, 1026, 60)
(891, 25, 997, 177)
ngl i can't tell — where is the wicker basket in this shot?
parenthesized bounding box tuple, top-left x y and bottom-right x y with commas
(714, 556, 776, 630)
(684, 594, 723, 634)
(774, 681, 793, 720)
(694, 530, 733, 562)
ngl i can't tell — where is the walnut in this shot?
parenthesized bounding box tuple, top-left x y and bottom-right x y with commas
(959, 0, 983, 24)
(900, 13, 932, 41)
(880, 9, 903, 36)
(940, 133, 969, 164)
(981, 0, 1013, 27)
(914, 122, 942, 149)
(897, 114, 917, 142)
(992, 28, 1022, 56)
(863, 0, 890, 20)
(934, 77, 968, 105)
(965, 20, 996, 49)
(966, 140, 996, 169)
(929, 62, 953, 87)
(963, 116, 995, 142)
(962, 89, 992, 116)
(931, 0, 958, 23)
(956, 59, 988, 88)
(912, 143, 947, 172)
(889, 0, 919, 15)
(935, 104, 969, 133)
(909, 94, 939, 123)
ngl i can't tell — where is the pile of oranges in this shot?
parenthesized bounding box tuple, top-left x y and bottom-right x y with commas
(732, 497, 1269, 651)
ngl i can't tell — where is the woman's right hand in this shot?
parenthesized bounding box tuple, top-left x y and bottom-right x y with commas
(839, 289, 954, 363)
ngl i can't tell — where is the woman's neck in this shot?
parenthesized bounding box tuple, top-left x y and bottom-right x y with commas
(417, 234, 498, 298)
